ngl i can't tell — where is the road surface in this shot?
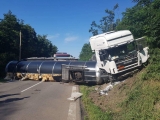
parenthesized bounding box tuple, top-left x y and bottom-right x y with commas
(0, 80, 81, 120)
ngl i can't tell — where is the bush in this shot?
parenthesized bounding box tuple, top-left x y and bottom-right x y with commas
(141, 48, 160, 81)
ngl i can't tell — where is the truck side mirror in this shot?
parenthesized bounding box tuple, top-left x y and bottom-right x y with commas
(137, 44, 143, 51)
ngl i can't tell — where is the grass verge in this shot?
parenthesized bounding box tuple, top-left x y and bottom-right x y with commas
(119, 75, 160, 120)
(80, 85, 112, 120)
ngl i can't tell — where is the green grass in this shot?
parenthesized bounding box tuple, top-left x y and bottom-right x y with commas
(80, 86, 112, 120)
(119, 77, 160, 120)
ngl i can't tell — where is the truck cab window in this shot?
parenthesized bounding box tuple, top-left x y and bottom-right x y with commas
(107, 41, 136, 60)
(99, 50, 109, 61)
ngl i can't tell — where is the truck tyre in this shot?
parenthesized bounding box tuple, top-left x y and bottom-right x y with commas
(96, 79, 104, 85)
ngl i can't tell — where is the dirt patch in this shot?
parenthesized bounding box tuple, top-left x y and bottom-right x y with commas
(155, 101, 160, 110)
(89, 74, 138, 114)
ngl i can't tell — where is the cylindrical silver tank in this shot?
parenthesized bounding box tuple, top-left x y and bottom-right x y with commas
(5, 60, 101, 83)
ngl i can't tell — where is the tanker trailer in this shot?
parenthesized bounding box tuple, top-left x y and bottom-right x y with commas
(5, 60, 104, 84)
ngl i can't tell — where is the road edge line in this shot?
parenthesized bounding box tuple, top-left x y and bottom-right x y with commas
(67, 86, 77, 120)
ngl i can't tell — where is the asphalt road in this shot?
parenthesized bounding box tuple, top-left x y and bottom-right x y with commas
(0, 80, 81, 120)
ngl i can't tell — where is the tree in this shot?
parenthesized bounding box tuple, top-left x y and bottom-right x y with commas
(37, 35, 57, 57)
(89, 4, 120, 36)
(0, 11, 20, 58)
(79, 43, 93, 61)
(117, 0, 160, 48)
(0, 11, 58, 77)
(132, 0, 154, 6)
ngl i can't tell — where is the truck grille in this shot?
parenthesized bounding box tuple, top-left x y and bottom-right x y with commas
(116, 57, 138, 72)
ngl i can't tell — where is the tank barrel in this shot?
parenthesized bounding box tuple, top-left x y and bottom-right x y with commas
(4, 60, 99, 83)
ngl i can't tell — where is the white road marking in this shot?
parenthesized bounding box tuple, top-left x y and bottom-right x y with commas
(67, 86, 77, 120)
(21, 81, 43, 93)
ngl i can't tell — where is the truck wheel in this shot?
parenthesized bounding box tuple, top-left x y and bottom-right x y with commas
(96, 79, 104, 85)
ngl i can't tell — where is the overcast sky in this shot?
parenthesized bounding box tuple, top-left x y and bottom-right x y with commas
(0, 0, 135, 58)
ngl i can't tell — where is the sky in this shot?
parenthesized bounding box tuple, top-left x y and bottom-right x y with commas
(0, 0, 135, 58)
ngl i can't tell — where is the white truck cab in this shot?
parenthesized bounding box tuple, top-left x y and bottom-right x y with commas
(90, 30, 149, 82)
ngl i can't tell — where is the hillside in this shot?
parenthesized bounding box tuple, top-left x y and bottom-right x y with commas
(80, 49, 160, 120)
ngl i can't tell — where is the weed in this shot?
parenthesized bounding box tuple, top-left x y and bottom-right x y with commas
(141, 48, 160, 81)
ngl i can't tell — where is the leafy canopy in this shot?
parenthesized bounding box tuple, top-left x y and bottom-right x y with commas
(0, 11, 58, 77)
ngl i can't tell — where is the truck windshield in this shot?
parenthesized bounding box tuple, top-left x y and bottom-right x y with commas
(107, 41, 136, 60)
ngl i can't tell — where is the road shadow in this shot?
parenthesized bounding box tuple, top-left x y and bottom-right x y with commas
(0, 93, 20, 99)
(0, 96, 30, 104)
(0, 96, 29, 120)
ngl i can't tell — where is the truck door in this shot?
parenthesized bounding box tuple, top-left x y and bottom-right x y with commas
(136, 37, 149, 63)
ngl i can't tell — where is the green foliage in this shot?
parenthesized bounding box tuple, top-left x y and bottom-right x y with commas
(116, 5, 146, 38)
(117, 0, 160, 48)
(79, 43, 93, 61)
(132, 0, 154, 6)
(36, 35, 57, 57)
(0, 11, 58, 77)
(140, 48, 160, 81)
(80, 86, 112, 120)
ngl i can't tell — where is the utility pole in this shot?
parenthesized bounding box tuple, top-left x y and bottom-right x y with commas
(19, 31, 21, 61)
